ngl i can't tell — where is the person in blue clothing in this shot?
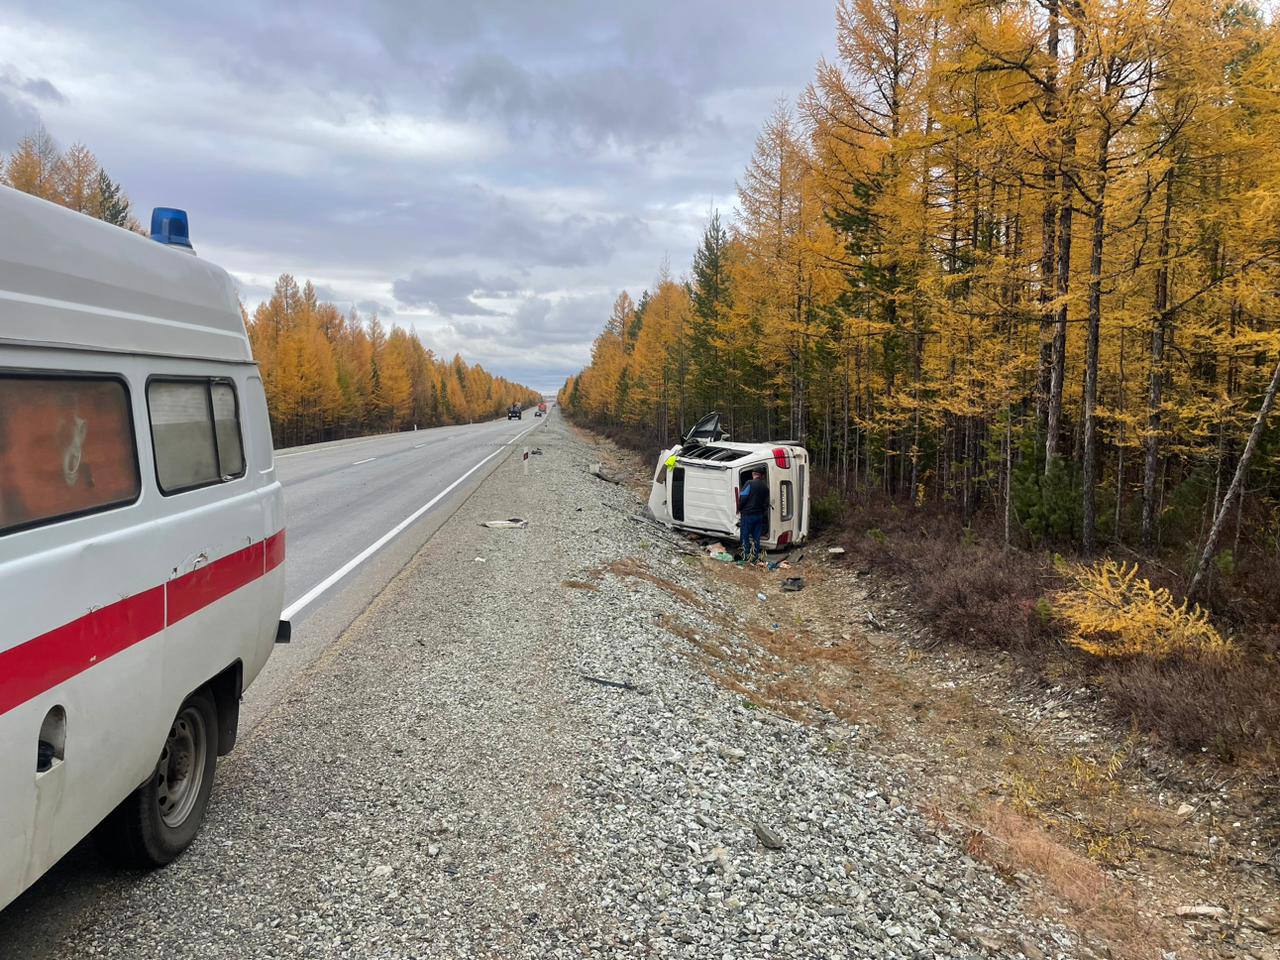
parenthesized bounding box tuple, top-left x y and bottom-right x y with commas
(738, 466, 769, 564)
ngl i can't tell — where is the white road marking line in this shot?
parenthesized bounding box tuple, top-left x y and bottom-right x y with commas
(352, 457, 376, 465)
(281, 423, 537, 622)
(274, 433, 407, 459)
(413, 443, 426, 448)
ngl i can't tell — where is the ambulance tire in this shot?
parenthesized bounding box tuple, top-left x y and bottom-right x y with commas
(100, 689, 220, 868)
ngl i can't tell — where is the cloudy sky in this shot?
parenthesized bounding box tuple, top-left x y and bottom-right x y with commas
(1, 1, 835, 392)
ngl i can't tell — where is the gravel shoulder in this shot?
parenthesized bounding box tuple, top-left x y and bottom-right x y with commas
(27, 413, 1081, 959)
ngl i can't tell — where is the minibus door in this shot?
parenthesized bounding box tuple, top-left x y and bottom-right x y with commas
(737, 465, 770, 541)
(683, 412, 724, 445)
(678, 461, 735, 536)
(148, 378, 262, 715)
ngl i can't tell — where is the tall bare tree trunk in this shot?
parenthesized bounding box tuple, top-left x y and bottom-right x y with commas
(1038, 0, 1060, 428)
(1046, 144, 1074, 468)
(1142, 172, 1174, 547)
(1188, 354, 1280, 602)
(1046, 25, 1081, 471)
(1005, 412, 1013, 545)
(1082, 126, 1111, 554)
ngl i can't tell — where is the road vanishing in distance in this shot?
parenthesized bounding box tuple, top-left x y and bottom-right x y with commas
(0, 410, 547, 959)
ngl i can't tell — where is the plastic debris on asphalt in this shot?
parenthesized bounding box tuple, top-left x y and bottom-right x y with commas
(480, 518, 528, 529)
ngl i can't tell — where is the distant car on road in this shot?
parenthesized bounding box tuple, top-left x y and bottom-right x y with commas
(507, 404, 522, 420)
(536, 401, 548, 417)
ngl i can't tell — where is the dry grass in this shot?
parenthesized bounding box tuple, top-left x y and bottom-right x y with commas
(1099, 643, 1280, 764)
(600, 558, 706, 607)
(972, 804, 1161, 959)
(639, 557, 1272, 960)
(575, 424, 1276, 959)
(831, 500, 1280, 759)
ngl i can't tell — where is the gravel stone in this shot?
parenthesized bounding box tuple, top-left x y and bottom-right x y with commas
(33, 416, 1077, 959)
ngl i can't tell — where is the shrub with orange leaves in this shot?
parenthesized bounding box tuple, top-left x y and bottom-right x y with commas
(1051, 559, 1234, 660)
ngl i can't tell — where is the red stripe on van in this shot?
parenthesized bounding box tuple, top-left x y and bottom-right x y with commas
(0, 586, 165, 716)
(167, 540, 265, 626)
(0, 528, 285, 718)
(264, 529, 285, 572)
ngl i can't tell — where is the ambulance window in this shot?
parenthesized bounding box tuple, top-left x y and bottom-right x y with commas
(0, 374, 140, 536)
(779, 481, 794, 521)
(148, 379, 246, 494)
(211, 382, 245, 477)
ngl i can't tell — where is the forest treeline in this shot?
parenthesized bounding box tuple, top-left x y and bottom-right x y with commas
(1, 128, 138, 229)
(246, 274, 540, 447)
(561, 0, 1280, 603)
(2, 127, 541, 447)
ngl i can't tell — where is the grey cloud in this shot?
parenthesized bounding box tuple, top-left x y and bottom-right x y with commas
(9, 0, 834, 392)
(231, 277, 273, 302)
(393, 269, 522, 315)
(177, 156, 648, 276)
(357, 299, 395, 318)
(385, 188, 649, 271)
(509, 293, 614, 346)
(1, 66, 66, 105)
(445, 54, 708, 149)
(446, 318, 504, 340)
(20, 77, 66, 104)
(0, 90, 40, 149)
(437, 292, 614, 349)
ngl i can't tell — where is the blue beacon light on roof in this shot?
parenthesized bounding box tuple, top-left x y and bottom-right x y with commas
(149, 207, 194, 252)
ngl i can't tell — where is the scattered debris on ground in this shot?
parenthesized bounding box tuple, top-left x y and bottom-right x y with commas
(480, 517, 528, 528)
(39, 416, 1275, 960)
(588, 462, 624, 484)
(591, 424, 1280, 960)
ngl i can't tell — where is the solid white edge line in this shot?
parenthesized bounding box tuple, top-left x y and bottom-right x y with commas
(352, 457, 376, 465)
(280, 423, 537, 622)
(274, 421, 488, 460)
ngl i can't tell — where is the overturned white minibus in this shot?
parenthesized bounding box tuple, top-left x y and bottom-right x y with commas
(648, 413, 810, 550)
(0, 186, 287, 910)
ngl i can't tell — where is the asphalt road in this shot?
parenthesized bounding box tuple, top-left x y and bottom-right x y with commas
(246, 411, 544, 729)
(0, 408, 548, 957)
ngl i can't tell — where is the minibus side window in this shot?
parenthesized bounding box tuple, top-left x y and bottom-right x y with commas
(0, 374, 140, 536)
(779, 480, 794, 521)
(211, 382, 245, 477)
(148, 379, 246, 495)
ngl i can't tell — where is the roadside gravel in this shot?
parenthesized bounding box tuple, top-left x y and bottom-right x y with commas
(40, 414, 1076, 959)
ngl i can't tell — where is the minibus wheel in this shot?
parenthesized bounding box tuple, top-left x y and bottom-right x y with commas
(100, 689, 219, 867)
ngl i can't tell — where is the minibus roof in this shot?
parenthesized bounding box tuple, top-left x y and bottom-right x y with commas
(0, 186, 251, 364)
(678, 440, 802, 463)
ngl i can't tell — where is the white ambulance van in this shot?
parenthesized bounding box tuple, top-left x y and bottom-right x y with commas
(0, 186, 286, 910)
(648, 413, 811, 549)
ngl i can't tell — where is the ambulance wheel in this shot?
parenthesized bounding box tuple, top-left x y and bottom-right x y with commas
(101, 689, 219, 868)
